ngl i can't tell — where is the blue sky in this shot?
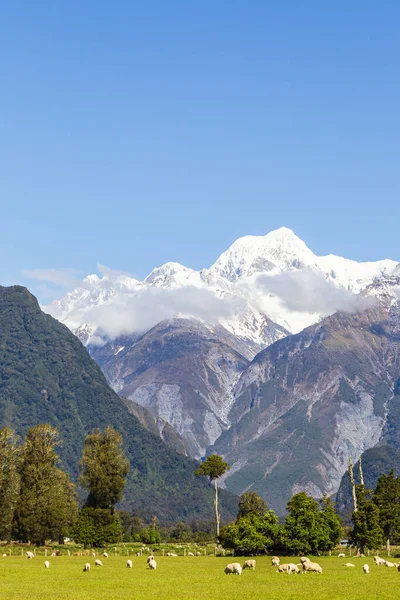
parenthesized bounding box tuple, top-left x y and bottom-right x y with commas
(2, 1, 399, 302)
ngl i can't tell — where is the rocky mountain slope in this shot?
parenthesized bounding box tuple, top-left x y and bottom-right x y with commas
(90, 318, 251, 458)
(210, 276, 400, 514)
(0, 285, 237, 522)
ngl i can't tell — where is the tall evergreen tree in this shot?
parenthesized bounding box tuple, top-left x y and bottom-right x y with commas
(14, 424, 77, 545)
(373, 470, 400, 553)
(351, 484, 383, 553)
(73, 427, 129, 547)
(195, 455, 230, 538)
(0, 427, 20, 541)
(79, 426, 129, 511)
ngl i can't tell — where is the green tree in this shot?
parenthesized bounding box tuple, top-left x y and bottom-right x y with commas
(237, 491, 268, 520)
(170, 521, 191, 542)
(195, 455, 230, 537)
(351, 484, 383, 553)
(71, 507, 122, 548)
(373, 470, 400, 553)
(219, 510, 279, 555)
(0, 427, 20, 541)
(14, 424, 78, 545)
(319, 494, 343, 550)
(282, 491, 334, 554)
(79, 426, 129, 511)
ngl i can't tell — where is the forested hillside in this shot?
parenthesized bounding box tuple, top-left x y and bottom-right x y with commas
(0, 286, 237, 522)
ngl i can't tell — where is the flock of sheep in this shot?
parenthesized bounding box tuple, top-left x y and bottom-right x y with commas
(22, 548, 400, 576)
(224, 554, 400, 576)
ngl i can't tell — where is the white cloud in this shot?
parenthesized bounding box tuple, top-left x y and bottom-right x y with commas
(252, 268, 374, 315)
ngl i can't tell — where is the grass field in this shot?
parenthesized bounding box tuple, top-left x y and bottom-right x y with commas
(0, 554, 398, 600)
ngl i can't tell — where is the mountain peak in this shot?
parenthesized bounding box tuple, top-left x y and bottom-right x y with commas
(208, 227, 316, 282)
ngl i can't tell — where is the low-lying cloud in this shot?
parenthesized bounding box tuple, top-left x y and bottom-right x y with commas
(252, 268, 375, 315)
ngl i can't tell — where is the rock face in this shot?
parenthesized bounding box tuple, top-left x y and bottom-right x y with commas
(90, 318, 250, 458)
(210, 277, 400, 514)
(0, 285, 238, 522)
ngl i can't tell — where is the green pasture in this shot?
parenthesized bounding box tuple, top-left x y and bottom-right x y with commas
(0, 554, 398, 600)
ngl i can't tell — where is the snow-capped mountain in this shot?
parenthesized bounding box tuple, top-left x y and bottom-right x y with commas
(46, 227, 398, 349)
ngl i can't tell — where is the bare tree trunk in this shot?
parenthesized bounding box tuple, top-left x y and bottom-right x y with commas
(349, 458, 358, 513)
(359, 456, 364, 488)
(214, 479, 220, 538)
(386, 538, 390, 556)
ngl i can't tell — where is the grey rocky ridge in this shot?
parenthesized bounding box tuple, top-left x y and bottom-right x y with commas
(45, 229, 400, 513)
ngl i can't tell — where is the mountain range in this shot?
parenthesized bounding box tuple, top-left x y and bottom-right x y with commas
(26, 229, 400, 513)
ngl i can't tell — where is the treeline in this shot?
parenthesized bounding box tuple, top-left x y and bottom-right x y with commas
(219, 491, 342, 555)
(350, 471, 400, 553)
(0, 424, 129, 547)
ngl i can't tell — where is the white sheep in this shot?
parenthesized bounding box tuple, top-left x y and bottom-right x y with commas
(243, 559, 256, 570)
(385, 560, 395, 567)
(271, 556, 280, 567)
(51, 552, 56, 557)
(188, 552, 194, 557)
(44, 561, 50, 569)
(277, 563, 291, 573)
(288, 563, 300, 574)
(83, 563, 91, 572)
(300, 557, 322, 573)
(344, 563, 355, 567)
(196, 551, 201, 556)
(92, 552, 96, 558)
(136, 552, 141, 557)
(374, 556, 385, 566)
(148, 559, 157, 570)
(26, 551, 34, 559)
(95, 559, 103, 567)
(103, 552, 108, 558)
(147, 555, 155, 564)
(127, 559, 132, 568)
(224, 562, 242, 575)
(338, 553, 345, 558)
(363, 564, 370, 573)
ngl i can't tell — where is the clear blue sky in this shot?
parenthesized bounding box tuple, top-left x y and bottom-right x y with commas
(2, 1, 400, 301)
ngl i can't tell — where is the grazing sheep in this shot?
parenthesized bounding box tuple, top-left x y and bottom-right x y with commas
(95, 559, 103, 567)
(26, 551, 34, 559)
(148, 559, 157, 570)
(127, 560, 132, 568)
(196, 552, 201, 556)
(243, 559, 256, 570)
(374, 556, 385, 566)
(271, 556, 280, 567)
(345, 563, 355, 567)
(44, 561, 50, 569)
(51, 553, 56, 557)
(83, 563, 91, 572)
(288, 563, 300, 574)
(224, 562, 242, 575)
(103, 552, 108, 558)
(188, 552, 194, 557)
(363, 564, 370, 573)
(300, 558, 322, 574)
(136, 552, 141, 557)
(338, 553, 345, 558)
(385, 561, 396, 567)
(277, 564, 291, 573)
